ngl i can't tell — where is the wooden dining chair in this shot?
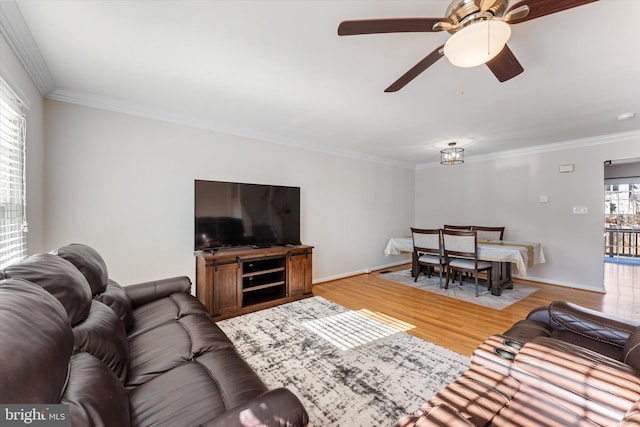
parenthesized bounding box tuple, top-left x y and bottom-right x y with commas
(411, 228, 446, 287)
(472, 226, 505, 241)
(442, 229, 493, 297)
(443, 224, 472, 231)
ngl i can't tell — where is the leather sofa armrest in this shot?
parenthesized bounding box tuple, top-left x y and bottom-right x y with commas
(124, 276, 192, 308)
(525, 305, 551, 324)
(547, 301, 639, 348)
(502, 319, 552, 344)
(200, 388, 309, 427)
(624, 326, 640, 372)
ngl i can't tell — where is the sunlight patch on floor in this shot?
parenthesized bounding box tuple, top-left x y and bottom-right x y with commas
(302, 310, 413, 351)
(357, 309, 416, 331)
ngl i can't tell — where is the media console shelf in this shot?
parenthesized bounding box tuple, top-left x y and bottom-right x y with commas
(195, 245, 313, 319)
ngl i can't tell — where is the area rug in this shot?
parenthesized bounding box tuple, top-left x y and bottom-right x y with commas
(379, 269, 539, 310)
(217, 296, 469, 427)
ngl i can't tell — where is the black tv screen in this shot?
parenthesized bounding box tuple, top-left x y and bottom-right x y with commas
(194, 180, 301, 251)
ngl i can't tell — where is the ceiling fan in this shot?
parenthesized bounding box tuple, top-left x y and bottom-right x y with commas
(338, 0, 598, 92)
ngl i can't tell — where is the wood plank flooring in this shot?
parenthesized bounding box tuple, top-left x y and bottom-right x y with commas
(312, 263, 640, 357)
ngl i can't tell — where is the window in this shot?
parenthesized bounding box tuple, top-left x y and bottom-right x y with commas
(0, 77, 28, 268)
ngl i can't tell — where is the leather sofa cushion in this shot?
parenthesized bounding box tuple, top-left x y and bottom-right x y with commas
(490, 387, 600, 427)
(2, 253, 92, 325)
(127, 291, 210, 339)
(95, 279, 134, 331)
(621, 399, 640, 426)
(62, 352, 130, 427)
(423, 366, 520, 426)
(129, 348, 268, 427)
(53, 243, 109, 295)
(512, 337, 640, 425)
(0, 279, 73, 403)
(73, 300, 129, 383)
(127, 313, 233, 387)
(195, 348, 269, 408)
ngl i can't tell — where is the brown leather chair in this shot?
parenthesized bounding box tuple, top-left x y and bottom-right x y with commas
(442, 229, 492, 297)
(411, 228, 446, 287)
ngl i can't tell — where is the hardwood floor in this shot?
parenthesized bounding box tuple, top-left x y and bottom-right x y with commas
(312, 262, 640, 357)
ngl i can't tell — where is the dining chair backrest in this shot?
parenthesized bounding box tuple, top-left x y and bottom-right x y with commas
(442, 229, 478, 259)
(443, 224, 472, 231)
(472, 226, 505, 241)
(411, 228, 442, 255)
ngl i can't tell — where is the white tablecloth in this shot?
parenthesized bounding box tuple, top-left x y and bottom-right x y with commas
(384, 237, 545, 277)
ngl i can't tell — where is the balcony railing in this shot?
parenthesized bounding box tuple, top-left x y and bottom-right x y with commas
(604, 228, 640, 258)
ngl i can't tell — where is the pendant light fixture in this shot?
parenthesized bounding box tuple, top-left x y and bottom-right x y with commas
(440, 142, 464, 165)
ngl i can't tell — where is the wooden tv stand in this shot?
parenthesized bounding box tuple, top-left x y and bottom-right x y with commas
(195, 245, 313, 320)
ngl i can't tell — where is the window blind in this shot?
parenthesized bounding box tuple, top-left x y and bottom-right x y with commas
(0, 77, 28, 268)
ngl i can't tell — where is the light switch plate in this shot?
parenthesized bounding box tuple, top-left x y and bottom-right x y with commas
(559, 164, 575, 173)
(572, 206, 588, 214)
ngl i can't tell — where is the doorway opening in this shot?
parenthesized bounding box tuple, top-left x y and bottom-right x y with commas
(604, 183, 640, 264)
(604, 159, 640, 292)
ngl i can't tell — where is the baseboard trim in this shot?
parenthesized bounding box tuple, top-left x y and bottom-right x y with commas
(313, 264, 607, 294)
(313, 259, 409, 284)
(514, 274, 606, 294)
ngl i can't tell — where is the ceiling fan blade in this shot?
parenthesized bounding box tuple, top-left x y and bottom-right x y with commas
(338, 18, 452, 36)
(474, 0, 498, 12)
(503, 5, 531, 23)
(505, 0, 598, 25)
(385, 45, 445, 93)
(485, 45, 524, 82)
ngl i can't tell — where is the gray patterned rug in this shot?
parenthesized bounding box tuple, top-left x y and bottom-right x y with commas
(379, 269, 539, 310)
(217, 296, 469, 427)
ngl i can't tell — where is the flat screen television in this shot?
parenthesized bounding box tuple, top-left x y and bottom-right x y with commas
(194, 180, 301, 251)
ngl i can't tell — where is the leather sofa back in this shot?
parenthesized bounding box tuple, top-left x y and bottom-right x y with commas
(526, 301, 640, 361)
(1, 253, 130, 384)
(53, 243, 134, 330)
(0, 279, 131, 426)
(0, 279, 73, 403)
(2, 254, 92, 325)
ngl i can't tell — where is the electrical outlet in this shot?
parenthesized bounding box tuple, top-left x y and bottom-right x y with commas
(572, 206, 588, 214)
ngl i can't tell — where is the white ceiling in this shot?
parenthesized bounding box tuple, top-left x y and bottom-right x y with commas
(4, 0, 640, 167)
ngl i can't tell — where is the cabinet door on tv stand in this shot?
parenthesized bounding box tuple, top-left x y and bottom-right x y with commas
(214, 262, 241, 316)
(288, 250, 312, 297)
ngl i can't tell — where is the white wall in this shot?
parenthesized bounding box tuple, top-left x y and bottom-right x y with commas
(43, 100, 415, 285)
(414, 136, 640, 291)
(0, 34, 45, 254)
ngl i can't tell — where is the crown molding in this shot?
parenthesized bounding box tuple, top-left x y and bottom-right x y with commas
(415, 130, 640, 170)
(49, 87, 640, 172)
(0, 1, 55, 95)
(47, 88, 416, 169)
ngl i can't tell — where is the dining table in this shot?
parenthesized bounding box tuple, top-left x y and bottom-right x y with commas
(384, 237, 546, 296)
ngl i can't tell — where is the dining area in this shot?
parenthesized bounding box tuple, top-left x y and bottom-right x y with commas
(384, 225, 545, 297)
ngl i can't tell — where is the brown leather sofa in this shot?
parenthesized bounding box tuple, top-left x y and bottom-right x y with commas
(0, 243, 309, 427)
(396, 301, 640, 426)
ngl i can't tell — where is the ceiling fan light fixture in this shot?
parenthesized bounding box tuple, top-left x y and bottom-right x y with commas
(444, 19, 511, 68)
(440, 142, 464, 165)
